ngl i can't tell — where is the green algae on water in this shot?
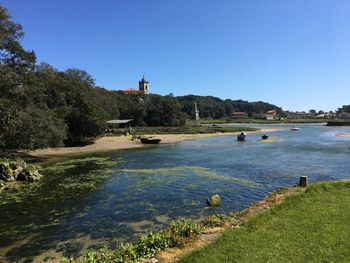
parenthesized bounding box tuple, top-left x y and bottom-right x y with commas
(118, 166, 259, 188)
(0, 156, 119, 244)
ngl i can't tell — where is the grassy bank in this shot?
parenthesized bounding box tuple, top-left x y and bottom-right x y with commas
(128, 126, 259, 135)
(179, 181, 350, 263)
(326, 120, 350, 126)
(200, 118, 330, 124)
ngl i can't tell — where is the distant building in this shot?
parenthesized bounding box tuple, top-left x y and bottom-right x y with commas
(231, 112, 248, 118)
(287, 111, 318, 118)
(317, 112, 335, 118)
(123, 76, 149, 94)
(265, 109, 277, 120)
(106, 119, 133, 135)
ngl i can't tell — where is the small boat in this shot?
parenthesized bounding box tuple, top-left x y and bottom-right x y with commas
(237, 132, 247, 141)
(140, 137, 161, 144)
(291, 127, 300, 131)
(261, 134, 269, 140)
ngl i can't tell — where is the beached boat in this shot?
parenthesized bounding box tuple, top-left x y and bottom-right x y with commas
(140, 137, 161, 144)
(261, 134, 269, 140)
(237, 132, 247, 141)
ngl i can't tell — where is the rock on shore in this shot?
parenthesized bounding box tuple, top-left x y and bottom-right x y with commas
(207, 194, 221, 206)
(0, 159, 42, 184)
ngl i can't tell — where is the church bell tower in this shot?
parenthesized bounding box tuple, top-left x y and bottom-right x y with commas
(139, 75, 149, 94)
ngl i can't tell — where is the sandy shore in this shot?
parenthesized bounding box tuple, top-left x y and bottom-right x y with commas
(336, 133, 350, 138)
(28, 128, 281, 159)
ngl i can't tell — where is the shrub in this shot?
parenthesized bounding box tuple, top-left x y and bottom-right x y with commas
(169, 218, 203, 238)
(80, 248, 113, 263)
(203, 214, 231, 227)
(136, 230, 176, 258)
(61, 219, 204, 262)
(113, 243, 138, 263)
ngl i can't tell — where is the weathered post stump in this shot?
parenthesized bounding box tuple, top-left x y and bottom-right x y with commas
(299, 176, 308, 187)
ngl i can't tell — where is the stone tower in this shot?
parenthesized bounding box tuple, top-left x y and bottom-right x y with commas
(194, 102, 200, 125)
(139, 75, 149, 94)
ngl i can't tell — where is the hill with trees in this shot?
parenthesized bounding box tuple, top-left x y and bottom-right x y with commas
(177, 95, 282, 119)
(0, 5, 282, 150)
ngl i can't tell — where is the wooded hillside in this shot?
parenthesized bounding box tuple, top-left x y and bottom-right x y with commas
(0, 5, 281, 150)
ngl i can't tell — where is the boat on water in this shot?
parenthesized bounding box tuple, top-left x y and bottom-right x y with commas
(237, 132, 247, 141)
(291, 126, 300, 131)
(261, 134, 269, 140)
(140, 137, 162, 144)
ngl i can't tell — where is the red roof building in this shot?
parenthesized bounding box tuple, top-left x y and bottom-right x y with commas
(231, 112, 248, 118)
(123, 88, 141, 94)
(123, 76, 149, 94)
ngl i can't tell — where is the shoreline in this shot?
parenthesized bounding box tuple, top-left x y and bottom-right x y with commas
(154, 186, 303, 263)
(336, 133, 350, 138)
(27, 128, 282, 160)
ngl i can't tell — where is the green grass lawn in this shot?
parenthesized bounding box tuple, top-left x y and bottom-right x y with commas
(179, 181, 350, 263)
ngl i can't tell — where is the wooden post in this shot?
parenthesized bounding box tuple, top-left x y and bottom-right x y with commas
(299, 176, 308, 187)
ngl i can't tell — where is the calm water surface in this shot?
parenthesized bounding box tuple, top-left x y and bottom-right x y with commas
(1, 124, 349, 261)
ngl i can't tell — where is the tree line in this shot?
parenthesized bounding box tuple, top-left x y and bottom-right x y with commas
(337, 105, 350, 114)
(178, 95, 282, 119)
(0, 5, 281, 150)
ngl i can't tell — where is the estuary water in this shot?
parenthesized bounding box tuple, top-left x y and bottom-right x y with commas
(1, 124, 350, 261)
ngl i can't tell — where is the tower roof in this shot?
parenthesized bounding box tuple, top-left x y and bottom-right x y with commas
(140, 74, 148, 83)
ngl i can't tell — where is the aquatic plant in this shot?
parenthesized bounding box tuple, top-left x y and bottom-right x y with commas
(44, 156, 117, 197)
(118, 166, 259, 188)
(0, 156, 118, 248)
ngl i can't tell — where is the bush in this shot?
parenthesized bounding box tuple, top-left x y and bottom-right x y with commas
(61, 219, 204, 262)
(169, 218, 203, 238)
(113, 243, 138, 263)
(203, 214, 231, 227)
(136, 230, 176, 258)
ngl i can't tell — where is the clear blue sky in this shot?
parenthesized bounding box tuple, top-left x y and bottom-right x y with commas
(1, 0, 349, 111)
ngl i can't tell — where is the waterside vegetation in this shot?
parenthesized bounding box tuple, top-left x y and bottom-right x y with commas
(201, 117, 330, 125)
(129, 126, 258, 135)
(179, 180, 350, 263)
(59, 184, 302, 262)
(0, 157, 117, 254)
(326, 120, 350, 126)
(57, 181, 350, 263)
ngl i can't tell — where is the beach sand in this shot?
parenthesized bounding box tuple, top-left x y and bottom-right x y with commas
(28, 128, 281, 159)
(336, 133, 350, 138)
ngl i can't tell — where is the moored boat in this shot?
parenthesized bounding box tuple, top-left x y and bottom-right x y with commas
(237, 132, 247, 141)
(261, 134, 269, 140)
(140, 137, 161, 144)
